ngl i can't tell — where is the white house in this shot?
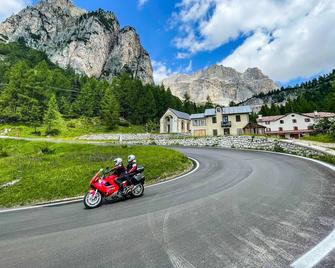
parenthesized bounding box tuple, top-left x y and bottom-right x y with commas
(160, 108, 191, 134)
(257, 111, 335, 139)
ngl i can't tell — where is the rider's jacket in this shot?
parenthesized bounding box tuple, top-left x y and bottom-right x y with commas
(113, 165, 126, 176)
(127, 160, 137, 174)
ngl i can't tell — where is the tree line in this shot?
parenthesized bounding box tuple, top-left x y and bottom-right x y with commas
(259, 70, 335, 116)
(0, 42, 211, 132)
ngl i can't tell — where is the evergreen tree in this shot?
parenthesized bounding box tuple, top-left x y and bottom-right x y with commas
(44, 95, 62, 133)
(101, 87, 119, 129)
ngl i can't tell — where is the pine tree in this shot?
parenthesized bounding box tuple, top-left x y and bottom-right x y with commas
(101, 87, 120, 129)
(44, 95, 62, 133)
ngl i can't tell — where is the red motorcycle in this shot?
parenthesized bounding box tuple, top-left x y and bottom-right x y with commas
(83, 167, 145, 209)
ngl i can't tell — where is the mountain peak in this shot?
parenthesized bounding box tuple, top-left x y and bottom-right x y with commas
(162, 64, 277, 106)
(0, 0, 153, 84)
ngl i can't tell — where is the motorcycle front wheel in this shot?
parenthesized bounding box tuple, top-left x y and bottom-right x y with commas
(84, 191, 103, 209)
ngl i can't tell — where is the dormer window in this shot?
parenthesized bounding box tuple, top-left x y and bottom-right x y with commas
(216, 107, 221, 113)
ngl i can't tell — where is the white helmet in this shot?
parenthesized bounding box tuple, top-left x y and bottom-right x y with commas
(128, 154, 136, 163)
(114, 158, 123, 166)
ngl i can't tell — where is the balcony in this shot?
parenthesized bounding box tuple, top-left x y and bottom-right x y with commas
(221, 121, 231, 127)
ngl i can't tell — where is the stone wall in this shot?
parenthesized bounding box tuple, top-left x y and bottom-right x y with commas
(100, 136, 331, 158)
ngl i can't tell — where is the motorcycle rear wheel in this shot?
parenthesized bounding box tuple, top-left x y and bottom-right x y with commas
(131, 183, 144, 197)
(84, 191, 103, 209)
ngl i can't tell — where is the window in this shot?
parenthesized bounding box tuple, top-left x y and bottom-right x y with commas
(181, 121, 184, 131)
(291, 114, 295, 117)
(292, 119, 297, 123)
(212, 117, 217, 124)
(279, 127, 283, 131)
(266, 128, 271, 132)
(280, 120, 284, 124)
(294, 126, 298, 131)
(265, 121, 270, 125)
(222, 115, 229, 123)
(236, 115, 241, 122)
(224, 128, 230, 135)
(305, 118, 311, 122)
(193, 119, 206, 126)
(216, 107, 221, 113)
(213, 129, 218, 136)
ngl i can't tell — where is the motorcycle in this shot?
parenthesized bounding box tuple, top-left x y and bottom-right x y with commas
(83, 166, 145, 209)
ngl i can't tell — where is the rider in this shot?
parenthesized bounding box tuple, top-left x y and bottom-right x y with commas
(112, 158, 127, 194)
(127, 154, 138, 175)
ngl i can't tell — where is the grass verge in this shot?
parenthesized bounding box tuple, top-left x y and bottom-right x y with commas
(0, 139, 192, 207)
(302, 134, 335, 143)
(0, 117, 146, 139)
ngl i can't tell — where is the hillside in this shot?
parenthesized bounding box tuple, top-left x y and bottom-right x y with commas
(0, 0, 153, 84)
(162, 64, 278, 106)
(242, 70, 335, 115)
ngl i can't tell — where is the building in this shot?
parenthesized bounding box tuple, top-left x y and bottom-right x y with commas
(190, 106, 252, 137)
(257, 111, 335, 139)
(160, 108, 191, 134)
(160, 106, 252, 136)
(243, 122, 266, 135)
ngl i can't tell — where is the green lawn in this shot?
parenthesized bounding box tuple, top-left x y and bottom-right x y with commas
(0, 117, 146, 139)
(302, 134, 335, 143)
(0, 139, 192, 207)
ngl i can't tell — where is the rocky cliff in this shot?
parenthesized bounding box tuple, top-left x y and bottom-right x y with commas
(0, 0, 153, 84)
(162, 65, 278, 106)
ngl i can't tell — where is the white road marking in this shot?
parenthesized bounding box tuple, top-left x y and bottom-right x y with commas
(0, 157, 200, 214)
(291, 230, 335, 268)
(288, 155, 335, 268)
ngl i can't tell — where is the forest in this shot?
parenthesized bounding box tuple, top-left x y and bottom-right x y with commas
(0, 42, 211, 133)
(258, 70, 335, 116)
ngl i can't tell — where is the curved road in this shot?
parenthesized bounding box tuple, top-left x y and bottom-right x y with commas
(0, 148, 334, 267)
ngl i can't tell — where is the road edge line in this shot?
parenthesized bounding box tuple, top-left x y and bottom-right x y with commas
(0, 157, 199, 213)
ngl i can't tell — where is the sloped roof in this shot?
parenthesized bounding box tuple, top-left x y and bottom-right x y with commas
(303, 112, 335, 118)
(243, 122, 266, 129)
(257, 115, 285, 122)
(168, 108, 190, 120)
(204, 108, 216, 116)
(222, 106, 252, 115)
(190, 113, 205, 119)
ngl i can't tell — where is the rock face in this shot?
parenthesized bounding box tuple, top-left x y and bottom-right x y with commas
(0, 0, 153, 84)
(162, 65, 278, 106)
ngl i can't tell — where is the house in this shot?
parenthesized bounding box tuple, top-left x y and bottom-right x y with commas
(160, 105, 253, 136)
(190, 106, 252, 137)
(160, 108, 191, 134)
(257, 111, 335, 139)
(243, 122, 266, 135)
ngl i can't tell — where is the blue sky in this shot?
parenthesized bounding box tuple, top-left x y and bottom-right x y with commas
(3, 0, 335, 86)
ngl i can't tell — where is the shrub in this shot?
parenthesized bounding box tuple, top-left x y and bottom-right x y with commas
(45, 129, 60, 136)
(40, 146, 55, 155)
(0, 146, 8, 158)
(273, 144, 285, 153)
(66, 121, 76, 129)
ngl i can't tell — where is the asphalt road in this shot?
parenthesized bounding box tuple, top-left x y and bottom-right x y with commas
(0, 147, 334, 268)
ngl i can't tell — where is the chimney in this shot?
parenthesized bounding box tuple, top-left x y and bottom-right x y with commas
(314, 111, 319, 118)
(257, 114, 263, 121)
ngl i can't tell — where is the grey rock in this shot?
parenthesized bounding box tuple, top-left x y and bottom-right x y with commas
(0, 0, 153, 84)
(162, 65, 278, 106)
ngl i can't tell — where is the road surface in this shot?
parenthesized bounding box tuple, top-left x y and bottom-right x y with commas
(0, 147, 334, 267)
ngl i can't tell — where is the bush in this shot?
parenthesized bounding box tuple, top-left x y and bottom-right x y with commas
(0, 146, 8, 158)
(40, 146, 55, 155)
(31, 131, 41, 136)
(273, 144, 285, 153)
(45, 129, 60, 136)
(66, 121, 76, 129)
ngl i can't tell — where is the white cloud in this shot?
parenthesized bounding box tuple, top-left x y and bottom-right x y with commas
(152, 60, 193, 84)
(172, 0, 335, 82)
(138, 0, 149, 8)
(0, 0, 30, 22)
(152, 60, 175, 84)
